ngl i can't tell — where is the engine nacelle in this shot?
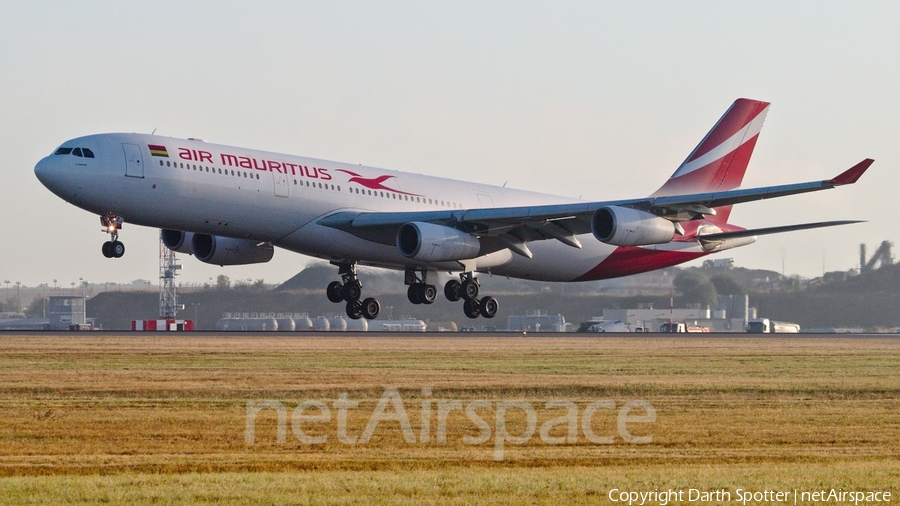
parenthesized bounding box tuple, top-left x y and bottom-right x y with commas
(160, 230, 194, 254)
(397, 222, 481, 262)
(591, 206, 676, 246)
(191, 234, 274, 266)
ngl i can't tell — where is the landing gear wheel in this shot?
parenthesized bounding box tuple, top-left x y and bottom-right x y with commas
(361, 297, 380, 320)
(420, 284, 437, 305)
(343, 281, 362, 302)
(463, 298, 481, 319)
(444, 280, 462, 302)
(111, 241, 125, 258)
(479, 296, 499, 319)
(462, 278, 479, 301)
(102, 241, 113, 258)
(326, 281, 344, 303)
(346, 300, 363, 319)
(408, 284, 423, 304)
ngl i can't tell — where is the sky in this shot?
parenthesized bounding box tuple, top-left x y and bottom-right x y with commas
(1, 1, 898, 288)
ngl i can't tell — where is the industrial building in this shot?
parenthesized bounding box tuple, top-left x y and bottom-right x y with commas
(600, 295, 756, 332)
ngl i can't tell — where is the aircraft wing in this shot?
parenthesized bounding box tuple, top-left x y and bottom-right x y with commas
(317, 159, 873, 251)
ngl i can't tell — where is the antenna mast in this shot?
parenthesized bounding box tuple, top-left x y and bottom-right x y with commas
(159, 232, 182, 318)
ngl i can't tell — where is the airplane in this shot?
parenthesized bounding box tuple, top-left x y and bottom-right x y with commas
(34, 98, 872, 321)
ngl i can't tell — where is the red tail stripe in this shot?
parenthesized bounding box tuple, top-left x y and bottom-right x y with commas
(686, 99, 769, 163)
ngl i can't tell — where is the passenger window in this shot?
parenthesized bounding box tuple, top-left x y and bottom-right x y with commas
(159, 160, 163, 166)
(73, 148, 83, 157)
(55, 147, 73, 155)
(82, 148, 95, 158)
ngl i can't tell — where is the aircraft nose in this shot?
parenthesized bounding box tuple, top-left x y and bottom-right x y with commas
(34, 156, 53, 185)
(34, 155, 63, 192)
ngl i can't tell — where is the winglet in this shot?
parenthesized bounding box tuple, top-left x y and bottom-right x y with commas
(827, 158, 874, 185)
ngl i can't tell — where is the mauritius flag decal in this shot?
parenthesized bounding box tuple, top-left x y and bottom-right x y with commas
(148, 144, 169, 157)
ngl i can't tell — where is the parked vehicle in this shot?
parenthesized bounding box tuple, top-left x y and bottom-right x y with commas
(747, 318, 800, 333)
(659, 322, 711, 333)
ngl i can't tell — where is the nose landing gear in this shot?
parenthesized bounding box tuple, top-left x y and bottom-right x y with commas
(100, 215, 125, 258)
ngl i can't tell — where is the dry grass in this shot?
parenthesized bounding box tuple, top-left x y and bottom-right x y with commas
(0, 335, 898, 503)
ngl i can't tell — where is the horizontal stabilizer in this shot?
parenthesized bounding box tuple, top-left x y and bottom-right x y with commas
(698, 220, 864, 243)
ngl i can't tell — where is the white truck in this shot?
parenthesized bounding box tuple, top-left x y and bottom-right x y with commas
(659, 322, 711, 333)
(746, 318, 800, 333)
(586, 320, 647, 332)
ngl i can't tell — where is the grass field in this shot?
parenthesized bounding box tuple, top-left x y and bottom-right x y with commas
(0, 335, 898, 504)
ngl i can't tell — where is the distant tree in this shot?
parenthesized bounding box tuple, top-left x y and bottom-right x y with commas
(216, 275, 231, 290)
(673, 271, 718, 307)
(710, 275, 747, 296)
(254, 279, 266, 290)
(25, 296, 47, 318)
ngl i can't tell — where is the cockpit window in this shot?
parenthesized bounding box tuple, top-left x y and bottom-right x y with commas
(73, 148, 84, 157)
(55, 147, 73, 155)
(82, 148, 95, 158)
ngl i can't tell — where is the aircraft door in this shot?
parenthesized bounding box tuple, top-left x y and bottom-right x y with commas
(123, 143, 144, 178)
(273, 171, 289, 197)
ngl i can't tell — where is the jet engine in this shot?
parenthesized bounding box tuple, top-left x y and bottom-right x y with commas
(397, 222, 481, 262)
(161, 229, 194, 254)
(191, 234, 274, 266)
(591, 206, 676, 246)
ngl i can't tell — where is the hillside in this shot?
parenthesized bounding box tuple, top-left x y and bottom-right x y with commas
(85, 261, 900, 331)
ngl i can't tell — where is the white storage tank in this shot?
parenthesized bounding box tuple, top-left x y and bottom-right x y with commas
(310, 317, 330, 331)
(275, 318, 296, 332)
(238, 318, 278, 331)
(344, 318, 368, 332)
(327, 317, 348, 331)
(293, 317, 314, 331)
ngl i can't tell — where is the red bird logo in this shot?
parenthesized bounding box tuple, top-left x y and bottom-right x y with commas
(336, 169, 421, 196)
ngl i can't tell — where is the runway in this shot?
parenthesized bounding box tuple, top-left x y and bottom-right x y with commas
(1, 330, 897, 338)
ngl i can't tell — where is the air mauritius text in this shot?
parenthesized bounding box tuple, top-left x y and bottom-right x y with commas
(245, 388, 656, 460)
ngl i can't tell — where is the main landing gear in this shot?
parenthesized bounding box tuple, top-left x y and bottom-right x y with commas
(326, 262, 380, 320)
(407, 269, 498, 320)
(100, 215, 125, 258)
(325, 264, 498, 321)
(443, 272, 499, 319)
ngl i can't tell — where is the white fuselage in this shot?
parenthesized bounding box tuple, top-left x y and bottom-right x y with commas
(34, 133, 714, 281)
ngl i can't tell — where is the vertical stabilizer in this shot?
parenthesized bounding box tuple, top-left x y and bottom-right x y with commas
(652, 98, 770, 222)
